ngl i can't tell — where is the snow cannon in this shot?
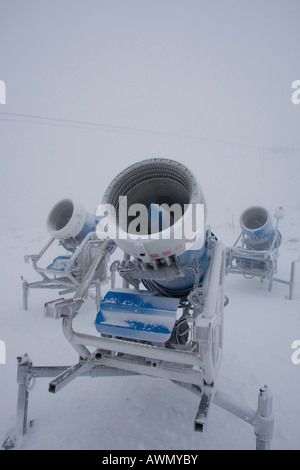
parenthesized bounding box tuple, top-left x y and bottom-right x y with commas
(95, 158, 221, 343)
(98, 158, 215, 298)
(22, 198, 109, 309)
(225, 205, 298, 297)
(239, 206, 281, 250)
(47, 198, 98, 244)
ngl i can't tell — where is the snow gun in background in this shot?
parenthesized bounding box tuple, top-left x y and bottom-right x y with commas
(239, 206, 282, 251)
(8, 158, 276, 451)
(47, 198, 98, 247)
(226, 205, 298, 298)
(22, 198, 113, 310)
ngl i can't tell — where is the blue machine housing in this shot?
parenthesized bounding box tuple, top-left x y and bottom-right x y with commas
(47, 256, 71, 271)
(149, 231, 217, 297)
(95, 289, 179, 342)
(74, 213, 98, 242)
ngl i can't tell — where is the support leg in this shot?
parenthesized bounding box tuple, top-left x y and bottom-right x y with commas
(288, 258, 299, 300)
(267, 263, 274, 292)
(194, 391, 212, 432)
(212, 385, 274, 450)
(22, 280, 29, 310)
(255, 386, 274, 450)
(2, 355, 33, 449)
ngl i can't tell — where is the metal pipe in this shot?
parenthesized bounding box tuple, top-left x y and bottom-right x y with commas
(98, 355, 203, 386)
(73, 239, 112, 301)
(213, 391, 256, 427)
(255, 386, 274, 450)
(62, 315, 202, 367)
(288, 258, 299, 300)
(213, 385, 274, 450)
(62, 316, 91, 359)
(203, 241, 225, 320)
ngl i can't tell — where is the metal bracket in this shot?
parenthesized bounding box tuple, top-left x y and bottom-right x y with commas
(44, 298, 83, 319)
(48, 356, 95, 393)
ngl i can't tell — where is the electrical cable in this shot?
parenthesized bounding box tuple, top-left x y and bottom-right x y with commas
(0, 111, 202, 142)
(0, 110, 272, 149)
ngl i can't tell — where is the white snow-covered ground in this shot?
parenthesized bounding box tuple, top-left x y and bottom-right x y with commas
(0, 203, 299, 450)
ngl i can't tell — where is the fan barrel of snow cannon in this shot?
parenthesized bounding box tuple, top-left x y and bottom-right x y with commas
(100, 158, 212, 297)
(100, 158, 207, 260)
(240, 206, 276, 250)
(47, 198, 97, 242)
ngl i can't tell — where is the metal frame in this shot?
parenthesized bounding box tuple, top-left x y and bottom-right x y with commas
(2, 354, 274, 451)
(22, 232, 112, 310)
(3, 239, 275, 449)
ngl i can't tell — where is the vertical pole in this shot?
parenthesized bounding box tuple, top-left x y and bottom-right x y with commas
(2, 355, 33, 449)
(288, 259, 298, 300)
(267, 263, 274, 292)
(194, 391, 212, 432)
(255, 386, 274, 450)
(22, 280, 29, 310)
(95, 280, 102, 310)
(15, 355, 32, 441)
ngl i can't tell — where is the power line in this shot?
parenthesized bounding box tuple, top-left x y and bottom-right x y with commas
(0, 110, 286, 153)
(0, 110, 201, 142)
(0, 110, 257, 147)
(0, 116, 163, 136)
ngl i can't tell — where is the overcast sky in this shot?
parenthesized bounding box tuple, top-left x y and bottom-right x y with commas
(0, 0, 299, 230)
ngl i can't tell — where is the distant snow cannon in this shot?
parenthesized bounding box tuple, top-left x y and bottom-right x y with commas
(226, 205, 298, 298)
(22, 198, 109, 310)
(47, 198, 98, 247)
(98, 158, 215, 298)
(239, 206, 281, 251)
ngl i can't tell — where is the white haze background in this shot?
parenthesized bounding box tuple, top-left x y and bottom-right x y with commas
(0, 0, 299, 450)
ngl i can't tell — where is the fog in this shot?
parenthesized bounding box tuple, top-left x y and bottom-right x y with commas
(0, 0, 299, 231)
